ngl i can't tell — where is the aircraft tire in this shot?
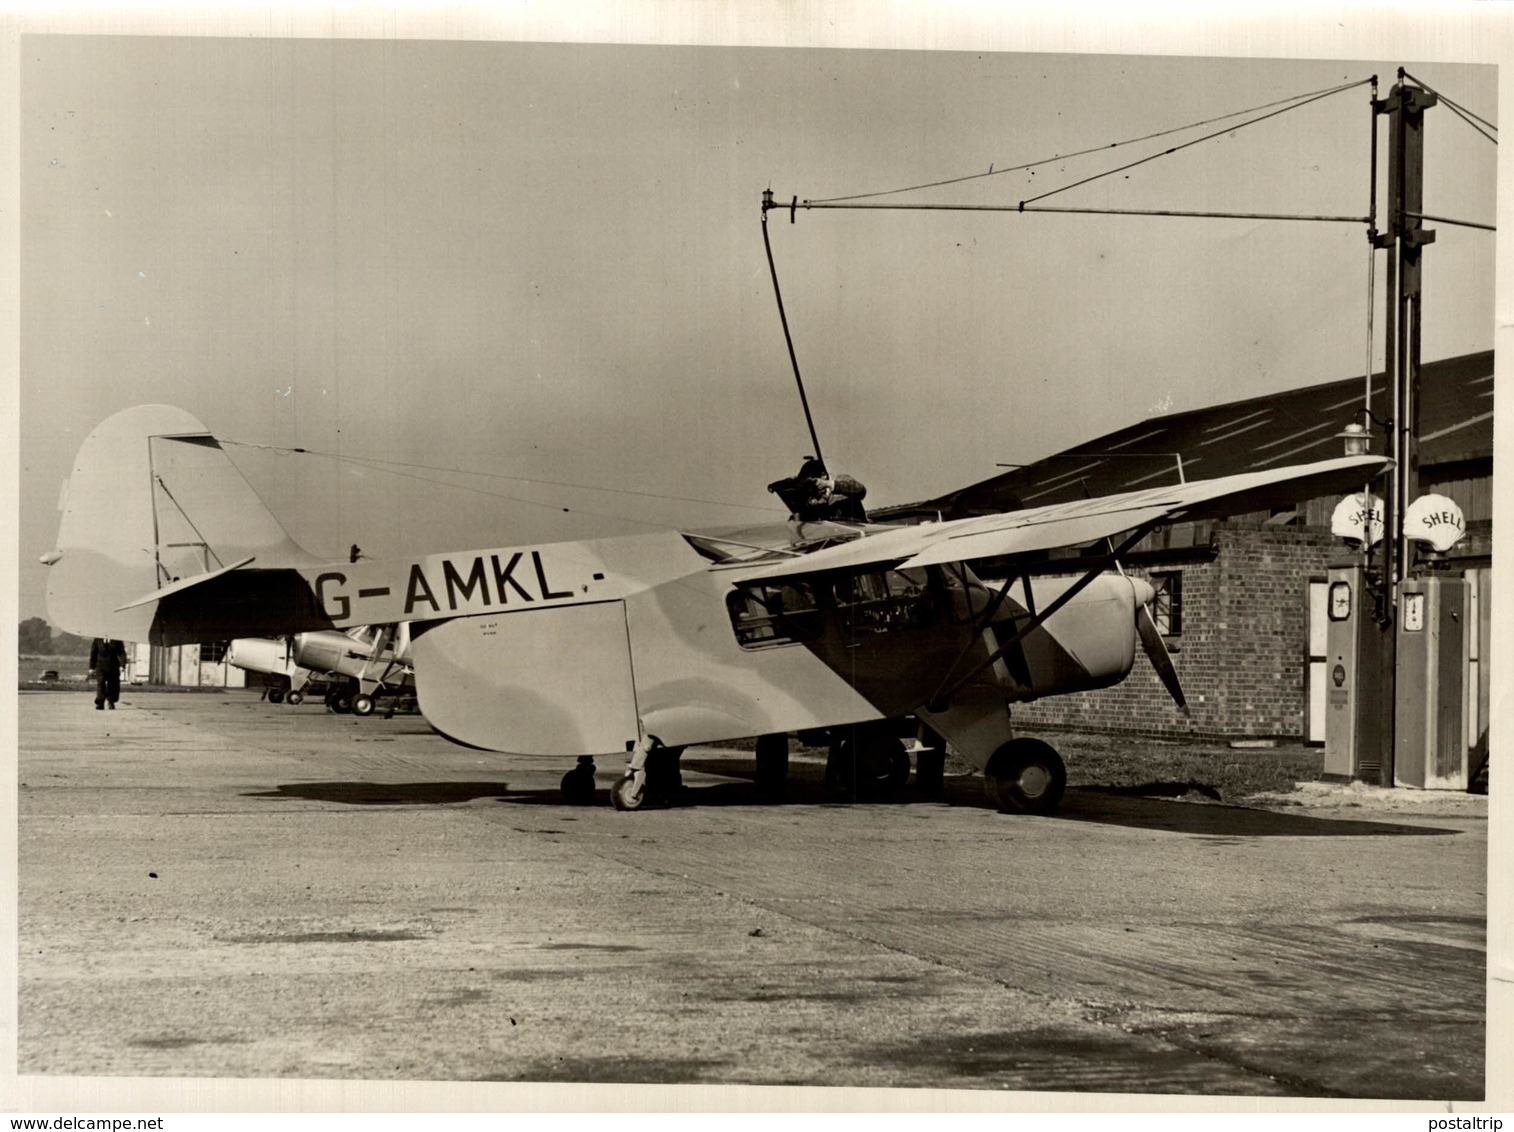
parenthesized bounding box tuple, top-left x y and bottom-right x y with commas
(267, 687, 285, 705)
(861, 737, 910, 799)
(915, 750, 946, 797)
(824, 736, 855, 801)
(985, 738, 1067, 815)
(610, 774, 646, 812)
(286, 690, 304, 706)
(643, 746, 685, 806)
(915, 725, 947, 797)
(560, 766, 596, 805)
(828, 732, 909, 801)
(754, 733, 789, 799)
(351, 693, 376, 717)
(330, 692, 353, 714)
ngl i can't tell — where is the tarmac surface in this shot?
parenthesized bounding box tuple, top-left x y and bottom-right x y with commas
(18, 690, 1488, 1099)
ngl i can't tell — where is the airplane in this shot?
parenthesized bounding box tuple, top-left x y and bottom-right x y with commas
(44, 404, 1390, 814)
(227, 624, 416, 713)
(225, 634, 308, 703)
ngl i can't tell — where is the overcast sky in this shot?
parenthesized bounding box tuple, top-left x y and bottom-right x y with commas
(17, 33, 1498, 622)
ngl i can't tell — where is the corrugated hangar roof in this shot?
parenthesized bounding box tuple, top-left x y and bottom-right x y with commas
(884, 350, 1493, 520)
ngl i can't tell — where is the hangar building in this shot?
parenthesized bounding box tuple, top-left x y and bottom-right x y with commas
(878, 350, 1494, 745)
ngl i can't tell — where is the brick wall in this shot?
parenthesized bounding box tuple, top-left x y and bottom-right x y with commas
(1011, 521, 1337, 741)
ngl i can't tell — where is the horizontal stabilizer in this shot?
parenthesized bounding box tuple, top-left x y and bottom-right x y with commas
(113, 556, 256, 611)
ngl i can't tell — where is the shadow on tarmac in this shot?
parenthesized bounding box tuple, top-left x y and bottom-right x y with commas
(244, 781, 519, 805)
(245, 760, 1460, 838)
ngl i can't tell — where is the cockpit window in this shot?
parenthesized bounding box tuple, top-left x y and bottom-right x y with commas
(727, 582, 823, 648)
(938, 567, 998, 624)
(832, 567, 934, 633)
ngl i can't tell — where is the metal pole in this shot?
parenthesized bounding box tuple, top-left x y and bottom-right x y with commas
(761, 190, 826, 471)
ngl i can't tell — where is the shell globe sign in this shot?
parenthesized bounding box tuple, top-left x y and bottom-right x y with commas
(1331, 491, 1466, 552)
(1330, 492, 1385, 546)
(1402, 493, 1467, 552)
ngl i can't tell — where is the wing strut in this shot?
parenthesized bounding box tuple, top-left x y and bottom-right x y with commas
(925, 520, 1162, 712)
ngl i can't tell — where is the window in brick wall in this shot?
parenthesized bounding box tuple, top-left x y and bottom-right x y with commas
(1149, 571, 1182, 635)
(199, 640, 228, 664)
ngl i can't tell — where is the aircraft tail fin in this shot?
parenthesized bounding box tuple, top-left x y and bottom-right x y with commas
(44, 405, 323, 642)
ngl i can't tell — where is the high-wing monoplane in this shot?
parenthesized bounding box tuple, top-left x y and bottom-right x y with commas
(45, 405, 1389, 813)
(227, 624, 415, 713)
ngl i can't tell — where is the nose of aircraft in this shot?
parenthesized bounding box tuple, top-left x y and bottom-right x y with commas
(1128, 576, 1156, 609)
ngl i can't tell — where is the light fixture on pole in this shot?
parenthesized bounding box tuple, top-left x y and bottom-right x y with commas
(1336, 406, 1392, 457)
(1336, 421, 1371, 456)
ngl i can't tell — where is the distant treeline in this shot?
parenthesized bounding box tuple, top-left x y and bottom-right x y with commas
(18, 617, 94, 657)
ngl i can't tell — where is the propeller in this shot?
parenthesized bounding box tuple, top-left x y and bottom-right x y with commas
(1127, 576, 1188, 712)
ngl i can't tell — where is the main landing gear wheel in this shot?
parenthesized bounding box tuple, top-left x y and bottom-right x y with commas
(827, 731, 910, 801)
(286, 690, 304, 706)
(267, 687, 285, 704)
(642, 746, 685, 807)
(351, 693, 376, 717)
(914, 726, 947, 798)
(611, 773, 646, 811)
(560, 758, 597, 806)
(610, 735, 679, 812)
(985, 737, 1067, 815)
(754, 733, 789, 800)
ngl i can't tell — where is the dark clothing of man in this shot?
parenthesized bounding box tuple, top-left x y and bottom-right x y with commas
(767, 461, 869, 523)
(826, 474, 868, 521)
(90, 638, 128, 709)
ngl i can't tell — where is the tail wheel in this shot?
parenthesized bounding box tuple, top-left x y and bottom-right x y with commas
(985, 737, 1067, 815)
(351, 693, 376, 717)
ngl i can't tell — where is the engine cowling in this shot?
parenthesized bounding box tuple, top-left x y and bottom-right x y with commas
(225, 637, 296, 678)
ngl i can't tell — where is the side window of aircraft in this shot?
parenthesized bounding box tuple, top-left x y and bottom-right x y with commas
(727, 582, 822, 649)
(1149, 571, 1183, 636)
(939, 568, 998, 625)
(832, 567, 934, 633)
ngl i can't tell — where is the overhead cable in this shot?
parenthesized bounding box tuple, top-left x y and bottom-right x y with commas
(1402, 70, 1497, 132)
(798, 201, 1367, 224)
(218, 438, 781, 518)
(807, 78, 1370, 206)
(1439, 100, 1497, 146)
(1019, 78, 1370, 208)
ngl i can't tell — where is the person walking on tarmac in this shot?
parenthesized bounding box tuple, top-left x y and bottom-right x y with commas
(89, 637, 128, 711)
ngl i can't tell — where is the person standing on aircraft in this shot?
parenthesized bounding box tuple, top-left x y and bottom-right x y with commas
(89, 637, 128, 710)
(768, 458, 868, 522)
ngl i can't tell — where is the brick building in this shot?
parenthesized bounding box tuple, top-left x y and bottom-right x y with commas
(878, 351, 1494, 743)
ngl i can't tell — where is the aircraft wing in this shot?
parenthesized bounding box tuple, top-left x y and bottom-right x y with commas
(727, 454, 1391, 582)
